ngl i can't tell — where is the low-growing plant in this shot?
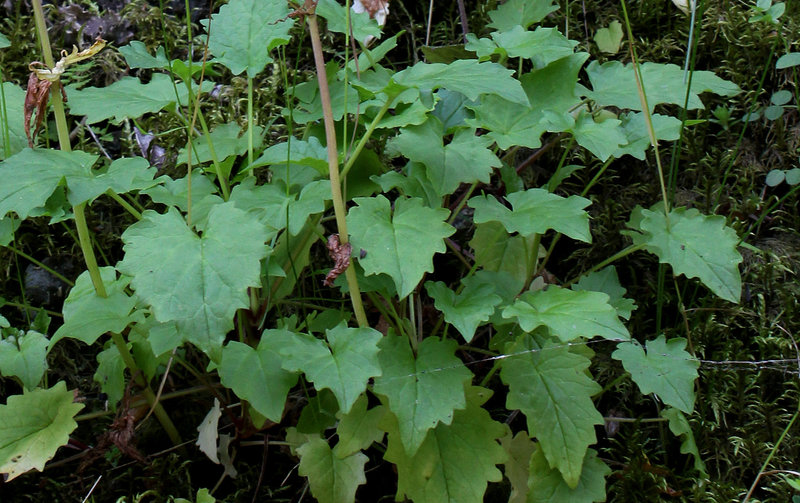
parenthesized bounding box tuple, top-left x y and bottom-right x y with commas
(0, 0, 771, 501)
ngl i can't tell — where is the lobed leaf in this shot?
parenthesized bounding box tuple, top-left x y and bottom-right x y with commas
(297, 437, 368, 503)
(278, 324, 382, 414)
(625, 205, 743, 302)
(384, 386, 506, 503)
(500, 334, 603, 488)
(219, 331, 299, 422)
(487, 0, 559, 31)
(612, 335, 699, 413)
(202, 0, 293, 77)
(373, 336, 472, 456)
(425, 280, 501, 342)
(117, 203, 268, 360)
(0, 382, 83, 481)
(348, 195, 454, 299)
(503, 286, 629, 342)
(470, 188, 592, 242)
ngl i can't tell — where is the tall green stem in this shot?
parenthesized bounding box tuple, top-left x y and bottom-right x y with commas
(307, 14, 368, 328)
(31, 0, 180, 444)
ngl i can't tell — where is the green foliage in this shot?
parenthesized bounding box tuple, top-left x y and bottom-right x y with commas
(117, 203, 268, 360)
(203, 0, 293, 77)
(0, 382, 83, 481)
(613, 335, 699, 413)
(0, 0, 762, 498)
(625, 205, 744, 303)
(501, 335, 603, 487)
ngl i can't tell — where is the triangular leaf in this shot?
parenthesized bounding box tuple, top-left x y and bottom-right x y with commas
(0, 382, 83, 481)
(178, 122, 264, 166)
(503, 286, 629, 342)
(202, 0, 293, 77)
(392, 60, 530, 106)
(67, 74, 214, 124)
(94, 343, 126, 406)
(373, 335, 472, 456)
(425, 280, 501, 342)
(117, 203, 268, 360)
(297, 437, 368, 503)
(527, 447, 610, 502)
(0, 330, 48, 390)
(470, 189, 592, 242)
(384, 386, 506, 503)
(348, 195, 454, 299)
(500, 335, 603, 487)
(279, 324, 382, 414)
(501, 429, 537, 503)
(219, 331, 299, 422)
(51, 267, 139, 347)
(587, 61, 741, 112)
(625, 205, 743, 302)
(0, 82, 28, 159)
(119, 41, 169, 69)
(612, 335, 699, 413)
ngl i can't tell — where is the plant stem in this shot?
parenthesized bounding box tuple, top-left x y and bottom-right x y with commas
(562, 243, 646, 288)
(307, 13, 368, 328)
(340, 97, 393, 179)
(31, 0, 180, 444)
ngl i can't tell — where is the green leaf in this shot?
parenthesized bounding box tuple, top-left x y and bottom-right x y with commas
(0, 32, 9, 48)
(373, 336, 472, 456)
(316, 0, 381, 43)
(776, 52, 800, 69)
(384, 386, 506, 503)
(527, 447, 610, 502)
(469, 222, 537, 285)
(371, 163, 440, 207)
(279, 324, 382, 413)
(766, 169, 786, 187)
(570, 110, 626, 161)
(0, 148, 97, 219)
(219, 331, 299, 422)
(348, 196, 454, 299)
(612, 112, 682, 160)
(594, 20, 624, 54)
(392, 60, 530, 106)
(503, 286, 629, 342)
(500, 430, 537, 503)
(0, 330, 47, 390)
(572, 266, 636, 320)
(625, 205, 743, 302)
(117, 203, 268, 360)
(67, 157, 161, 205)
(67, 74, 214, 124)
(0, 382, 83, 481)
(94, 343, 126, 406)
(500, 334, 603, 487)
(493, 26, 576, 68)
(661, 407, 707, 477)
(0, 216, 20, 247)
(228, 178, 290, 240)
(297, 437, 368, 503)
(612, 335, 699, 413)
(587, 61, 741, 112)
(249, 137, 328, 174)
(51, 268, 139, 347)
(425, 280, 502, 342)
(387, 117, 500, 196)
(0, 82, 28, 159)
(203, 0, 293, 77)
(118, 41, 169, 69)
(178, 122, 264, 166)
(334, 395, 385, 458)
(142, 170, 223, 231)
(487, 0, 559, 31)
(469, 189, 592, 242)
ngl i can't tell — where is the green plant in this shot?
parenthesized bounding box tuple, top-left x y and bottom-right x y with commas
(0, 0, 756, 500)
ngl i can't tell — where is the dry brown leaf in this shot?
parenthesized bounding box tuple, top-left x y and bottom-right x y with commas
(323, 234, 352, 287)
